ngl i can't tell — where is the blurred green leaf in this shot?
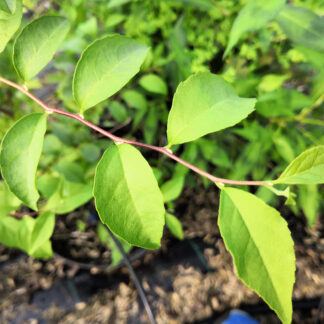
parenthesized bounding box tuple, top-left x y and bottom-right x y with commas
(299, 185, 319, 227)
(0, 0, 16, 14)
(165, 213, 184, 240)
(277, 5, 324, 52)
(224, 0, 285, 57)
(81, 143, 101, 163)
(139, 74, 168, 95)
(109, 101, 128, 123)
(55, 160, 85, 183)
(256, 89, 313, 118)
(161, 175, 185, 203)
(30, 211, 55, 254)
(0, 180, 21, 216)
(44, 178, 93, 215)
(0, 212, 54, 258)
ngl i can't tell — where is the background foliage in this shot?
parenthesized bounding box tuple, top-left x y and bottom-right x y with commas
(0, 1, 324, 323)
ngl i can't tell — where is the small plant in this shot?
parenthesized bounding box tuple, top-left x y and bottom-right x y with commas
(1, 1, 324, 323)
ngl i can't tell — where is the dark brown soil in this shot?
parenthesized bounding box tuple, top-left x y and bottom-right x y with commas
(0, 184, 323, 324)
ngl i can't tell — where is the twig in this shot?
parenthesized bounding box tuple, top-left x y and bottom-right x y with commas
(9, 211, 39, 218)
(106, 228, 157, 324)
(109, 117, 132, 134)
(0, 76, 269, 186)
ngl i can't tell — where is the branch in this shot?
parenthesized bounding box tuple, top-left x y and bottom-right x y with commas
(0, 76, 268, 186)
(9, 211, 39, 218)
(106, 227, 157, 324)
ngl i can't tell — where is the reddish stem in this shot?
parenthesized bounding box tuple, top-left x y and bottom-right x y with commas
(0, 76, 268, 186)
(9, 211, 39, 218)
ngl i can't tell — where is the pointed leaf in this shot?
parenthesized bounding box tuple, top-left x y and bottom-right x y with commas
(218, 187, 295, 324)
(44, 178, 93, 214)
(0, 0, 21, 52)
(13, 16, 70, 81)
(165, 213, 184, 240)
(275, 146, 324, 184)
(0, 113, 47, 210)
(171, 0, 215, 11)
(276, 5, 324, 52)
(0, 214, 53, 258)
(167, 72, 255, 146)
(93, 143, 165, 249)
(299, 185, 319, 227)
(0, 216, 20, 247)
(31, 240, 53, 258)
(30, 211, 55, 254)
(0, 0, 16, 14)
(73, 35, 149, 112)
(139, 74, 168, 95)
(161, 175, 185, 202)
(0, 180, 20, 216)
(224, 0, 286, 57)
(0, 215, 34, 251)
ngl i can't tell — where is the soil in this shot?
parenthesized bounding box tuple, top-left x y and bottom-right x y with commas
(0, 183, 323, 324)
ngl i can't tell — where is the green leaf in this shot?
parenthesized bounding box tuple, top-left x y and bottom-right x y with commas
(0, 216, 34, 250)
(170, 0, 215, 11)
(44, 178, 93, 214)
(139, 74, 168, 95)
(275, 146, 324, 184)
(161, 175, 185, 202)
(218, 187, 295, 324)
(273, 135, 295, 164)
(43, 134, 62, 155)
(299, 185, 319, 227)
(13, 16, 70, 81)
(94, 143, 165, 249)
(37, 173, 60, 198)
(0, 215, 21, 247)
(107, 0, 131, 9)
(258, 74, 290, 93)
(165, 213, 184, 240)
(256, 89, 313, 118)
(108, 101, 128, 123)
(143, 107, 158, 145)
(81, 143, 101, 163)
(224, 0, 286, 57)
(264, 185, 296, 206)
(167, 72, 256, 146)
(0, 0, 22, 53)
(73, 35, 149, 112)
(122, 89, 148, 129)
(54, 160, 85, 183)
(197, 138, 231, 168)
(0, 180, 20, 216)
(0, 0, 16, 14)
(0, 113, 47, 210)
(276, 5, 324, 52)
(30, 211, 55, 254)
(31, 240, 53, 258)
(0, 213, 54, 258)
